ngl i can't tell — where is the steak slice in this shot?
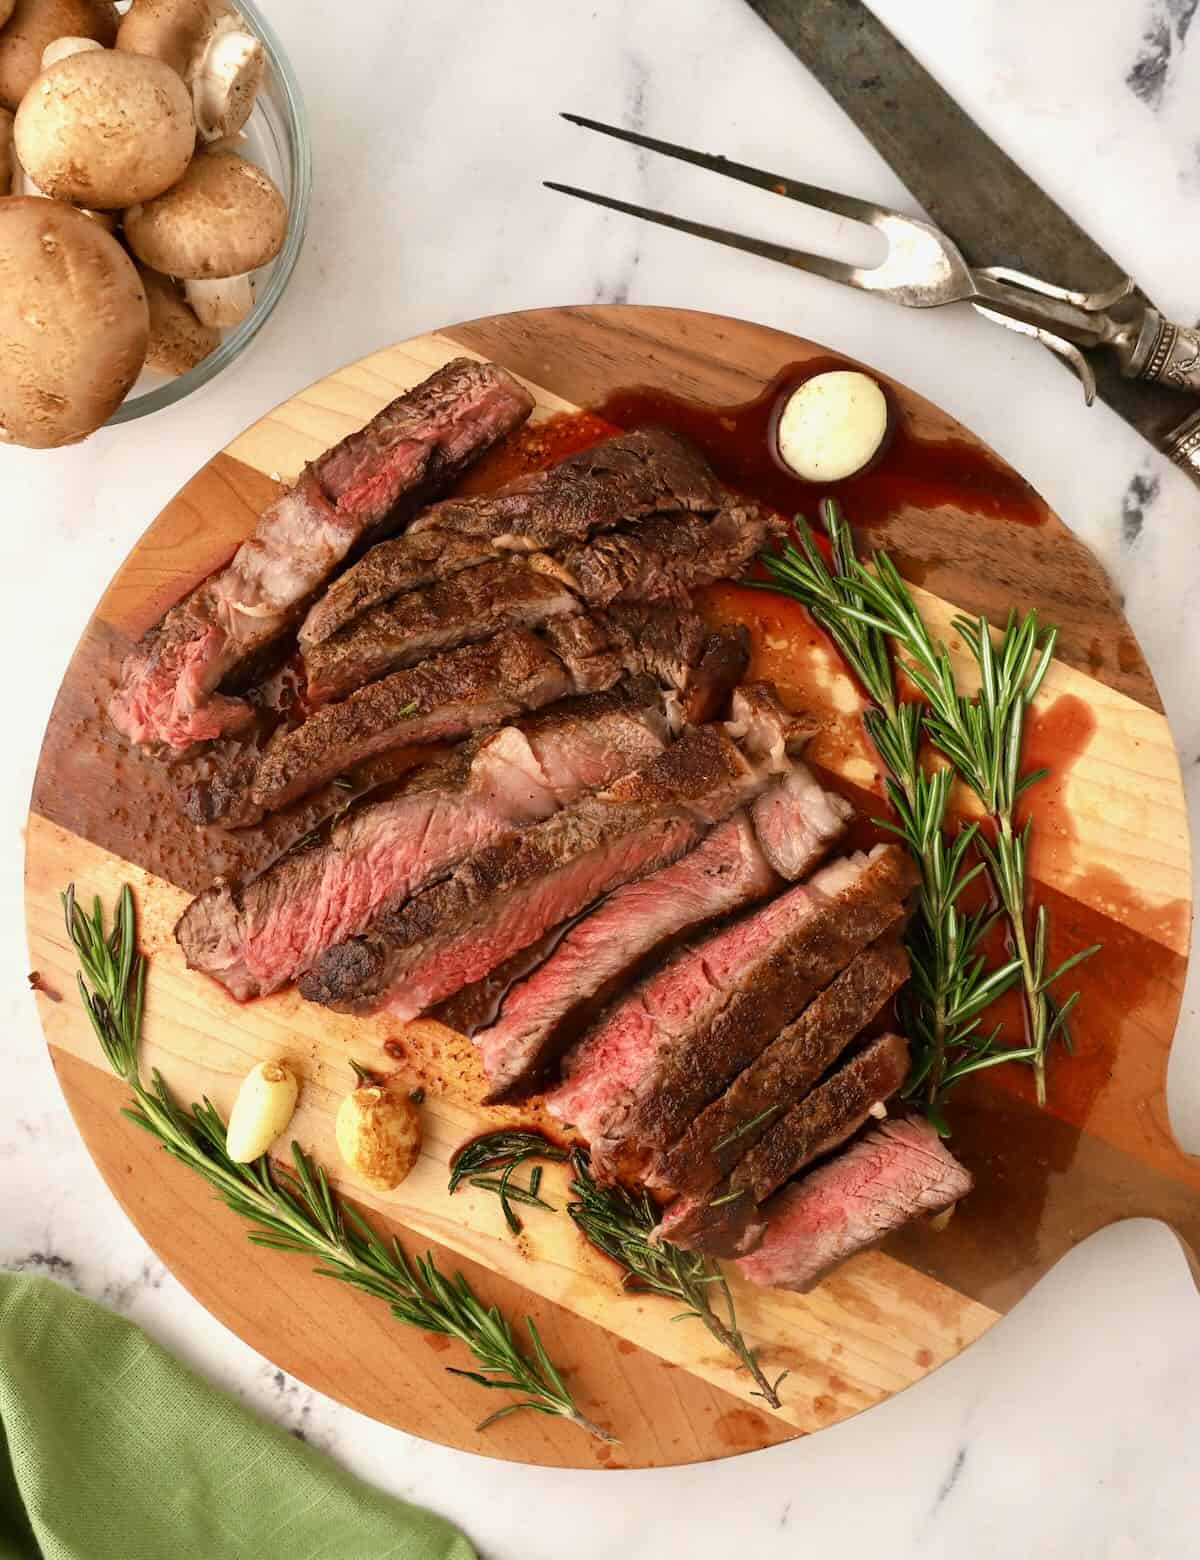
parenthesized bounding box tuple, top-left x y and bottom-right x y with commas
(110, 359, 533, 751)
(195, 604, 745, 827)
(303, 558, 580, 704)
(299, 689, 803, 1020)
(175, 685, 666, 1001)
(749, 764, 856, 881)
(683, 629, 753, 725)
(658, 1032, 913, 1256)
(301, 428, 724, 645)
(600, 605, 750, 726)
(535, 615, 623, 695)
(476, 761, 850, 1104)
(651, 930, 910, 1199)
(249, 628, 591, 818)
(546, 844, 917, 1182)
(734, 1115, 973, 1291)
(554, 503, 785, 607)
(477, 814, 777, 1104)
(297, 531, 499, 650)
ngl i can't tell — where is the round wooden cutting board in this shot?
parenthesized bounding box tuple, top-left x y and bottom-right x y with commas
(26, 306, 1198, 1469)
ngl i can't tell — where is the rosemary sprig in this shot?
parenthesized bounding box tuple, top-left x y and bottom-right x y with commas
(448, 1130, 568, 1234)
(760, 502, 1098, 1114)
(567, 1152, 787, 1409)
(760, 519, 1023, 1124)
(445, 1132, 784, 1408)
(63, 885, 611, 1442)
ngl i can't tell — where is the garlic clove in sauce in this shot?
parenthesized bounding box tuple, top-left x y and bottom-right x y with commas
(225, 1058, 300, 1163)
(776, 369, 890, 482)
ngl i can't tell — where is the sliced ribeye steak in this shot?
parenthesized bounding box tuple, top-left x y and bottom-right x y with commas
(298, 685, 807, 1021)
(248, 627, 605, 818)
(735, 1114, 973, 1291)
(109, 359, 532, 751)
(300, 428, 724, 646)
(652, 929, 910, 1199)
(195, 601, 745, 827)
(656, 1030, 912, 1256)
(476, 760, 850, 1103)
(303, 558, 580, 704)
(547, 844, 918, 1184)
(175, 685, 666, 1000)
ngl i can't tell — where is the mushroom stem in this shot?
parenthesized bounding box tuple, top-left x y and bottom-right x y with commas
(141, 265, 219, 373)
(190, 16, 263, 141)
(185, 271, 254, 327)
(40, 34, 103, 68)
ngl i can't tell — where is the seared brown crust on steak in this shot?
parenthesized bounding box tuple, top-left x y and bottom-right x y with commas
(682, 628, 752, 724)
(659, 1032, 912, 1256)
(303, 559, 580, 704)
(620, 885, 912, 1171)
(301, 428, 724, 646)
(409, 428, 724, 550)
(298, 531, 498, 649)
(651, 930, 910, 1198)
(250, 629, 583, 816)
(555, 504, 785, 607)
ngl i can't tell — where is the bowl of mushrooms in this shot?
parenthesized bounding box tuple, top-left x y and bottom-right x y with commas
(0, 0, 310, 447)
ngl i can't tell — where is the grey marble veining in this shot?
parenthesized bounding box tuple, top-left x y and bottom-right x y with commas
(4, 2, 1200, 1555)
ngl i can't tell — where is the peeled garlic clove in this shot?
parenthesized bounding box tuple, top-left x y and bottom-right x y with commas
(335, 1082, 422, 1192)
(225, 1059, 299, 1163)
(776, 369, 890, 482)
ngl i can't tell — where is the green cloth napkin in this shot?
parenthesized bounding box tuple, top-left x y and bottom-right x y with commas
(0, 1273, 477, 1560)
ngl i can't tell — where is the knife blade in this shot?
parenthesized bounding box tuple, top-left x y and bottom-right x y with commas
(746, 0, 1200, 483)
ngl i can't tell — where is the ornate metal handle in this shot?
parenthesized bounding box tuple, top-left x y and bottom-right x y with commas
(1164, 408, 1200, 481)
(1118, 308, 1200, 394)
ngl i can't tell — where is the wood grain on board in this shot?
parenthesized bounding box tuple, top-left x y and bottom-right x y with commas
(26, 307, 1196, 1469)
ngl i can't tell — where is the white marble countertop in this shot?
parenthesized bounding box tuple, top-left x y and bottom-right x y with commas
(4, 2, 1200, 1554)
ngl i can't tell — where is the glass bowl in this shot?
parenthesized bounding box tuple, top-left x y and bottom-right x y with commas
(106, 0, 311, 425)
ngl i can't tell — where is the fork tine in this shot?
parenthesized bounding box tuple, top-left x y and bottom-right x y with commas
(544, 182, 863, 288)
(561, 112, 892, 230)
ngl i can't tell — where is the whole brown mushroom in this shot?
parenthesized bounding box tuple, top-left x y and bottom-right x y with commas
(0, 197, 148, 447)
(15, 48, 195, 208)
(0, 0, 118, 111)
(117, 0, 264, 143)
(125, 148, 286, 327)
(11, 34, 114, 229)
(138, 264, 219, 375)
